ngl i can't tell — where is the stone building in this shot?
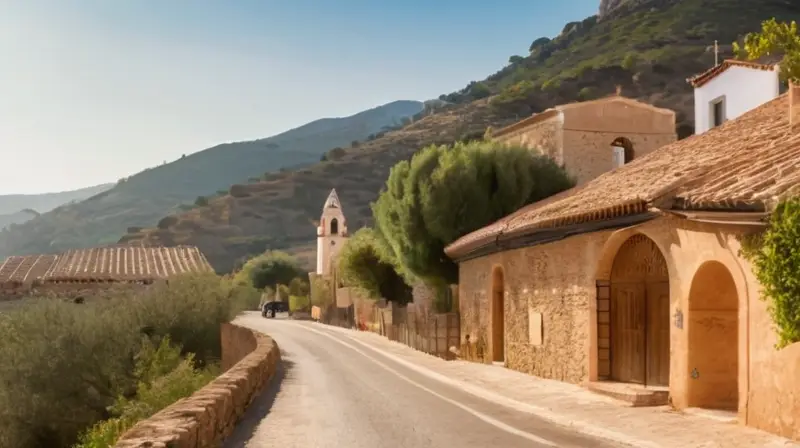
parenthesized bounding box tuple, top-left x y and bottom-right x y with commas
(445, 87, 800, 439)
(0, 245, 213, 300)
(492, 94, 677, 185)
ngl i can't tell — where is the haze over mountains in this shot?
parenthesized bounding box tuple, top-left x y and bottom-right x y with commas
(0, 184, 113, 230)
(0, 100, 423, 258)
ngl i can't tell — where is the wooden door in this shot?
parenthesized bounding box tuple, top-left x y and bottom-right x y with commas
(610, 282, 646, 384)
(646, 281, 670, 386)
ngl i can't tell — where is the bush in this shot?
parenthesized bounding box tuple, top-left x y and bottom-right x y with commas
(309, 275, 333, 308)
(743, 198, 800, 348)
(233, 251, 305, 290)
(156, 216, 178, 229)
(337, 228, 413, 304)
(288, 277, 310, 297)
(289, 295, 310, 312)
(194, 196, 209, 207)
(372, 140, 574, 305)
(277, 284, 290, 302)
(0, 273, 255, 448)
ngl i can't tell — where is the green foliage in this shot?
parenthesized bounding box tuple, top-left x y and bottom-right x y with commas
(743, 198, 800, 348)
(0, 273, 253, 448)
(75, 338, 216, 448)
(309, 275, 333, 308)
(578, 87, 594, 100)
(337, 228, 413, 304)
(234, 251, 305, 290)
(528, 37, 550, 53)
(277, 284, 290, 302)
(194, 196, 209, 206)
(372, 140, 574, 301)
(621, 52, 638, 70)
(468, 82, 492, 99)
(289, 295, 311, 312)
(734, 18, 800, 82)
(288, 277, 310, 297)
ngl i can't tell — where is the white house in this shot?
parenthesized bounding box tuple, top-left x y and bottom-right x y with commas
(688, 59, 780, 135)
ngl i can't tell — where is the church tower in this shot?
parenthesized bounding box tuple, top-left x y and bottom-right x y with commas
(316, 189, 348, 276)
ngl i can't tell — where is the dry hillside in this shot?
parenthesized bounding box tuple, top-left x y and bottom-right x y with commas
(121, 101, 514, 272)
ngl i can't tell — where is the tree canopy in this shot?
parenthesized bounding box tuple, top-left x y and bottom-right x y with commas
(371, 139, 574, 293)
(337, 228, 413, 304)
(234, 251, 305, 290)
(734, 18, 800, 82)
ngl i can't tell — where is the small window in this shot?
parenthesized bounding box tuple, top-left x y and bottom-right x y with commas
(330, 218, 339, 235)
(710, 97, 726, 128)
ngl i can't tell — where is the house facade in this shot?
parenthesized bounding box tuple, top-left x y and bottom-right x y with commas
(446, 86, 800, 439)
(688, 59, 780, 134)
(492, 95, 677, 185)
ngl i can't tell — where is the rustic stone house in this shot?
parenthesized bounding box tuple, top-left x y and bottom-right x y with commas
(492, 94, 677, 185)
(446, 85, 800, 439)
(0, 245, 213, 300)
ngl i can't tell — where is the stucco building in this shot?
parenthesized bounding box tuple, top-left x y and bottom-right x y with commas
(315, 189, 349, 277)
(492, 94, 677, 185)
(446, 85, 800, 439)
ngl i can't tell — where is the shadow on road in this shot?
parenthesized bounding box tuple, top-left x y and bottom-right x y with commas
(223, 356, 294, 447)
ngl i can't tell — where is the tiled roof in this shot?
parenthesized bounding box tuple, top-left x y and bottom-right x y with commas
(446, 93, 799, 258)
(0, 255, 58, 286)
(687, 59, 779, 88)
(0, 246, 213, 285)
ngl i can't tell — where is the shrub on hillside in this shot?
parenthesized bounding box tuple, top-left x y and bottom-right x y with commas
(156, 215, 178, 229)
(289, 295, 310, 313)
(0, 273, 256, 448)
(372, 140, 574, 308)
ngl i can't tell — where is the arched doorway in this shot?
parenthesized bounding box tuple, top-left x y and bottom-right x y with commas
(609, 234, 670, 386)
(687, 261, 739, 410)
(491, 266, 505, 363)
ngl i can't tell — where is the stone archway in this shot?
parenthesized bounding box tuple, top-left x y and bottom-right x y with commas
(607, 234, 670, 386)
(491, 266, 505, 363)
(687, 261, 739, 410)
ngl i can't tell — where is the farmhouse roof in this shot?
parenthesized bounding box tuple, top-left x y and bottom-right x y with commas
(687, 58, 780, 88)
(446, 92, 800, 259)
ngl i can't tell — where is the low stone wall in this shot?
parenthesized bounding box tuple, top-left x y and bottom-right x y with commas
(115, 323, 281, 448)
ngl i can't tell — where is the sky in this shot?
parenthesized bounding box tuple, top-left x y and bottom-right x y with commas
(0, 0, 599, 195)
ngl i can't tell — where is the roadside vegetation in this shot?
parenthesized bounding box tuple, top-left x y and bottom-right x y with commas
(235, 250, 312, 313)
(0, 273, 260, 448)
(337, 139, 574, 311)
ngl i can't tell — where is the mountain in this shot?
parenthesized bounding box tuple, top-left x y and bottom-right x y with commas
(0, 100, 423, 258)
(0, 184, 113, 216)
(10, 0, 800, 272)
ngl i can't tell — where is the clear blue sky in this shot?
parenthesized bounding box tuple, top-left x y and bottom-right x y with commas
(0, 0, 599, 194)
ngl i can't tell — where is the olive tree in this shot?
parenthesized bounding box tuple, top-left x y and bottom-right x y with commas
(337, 228, 413, 304)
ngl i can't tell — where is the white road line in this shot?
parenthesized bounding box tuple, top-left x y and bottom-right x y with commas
(287, 320, 658, 448)
(295, 322, 558, 447)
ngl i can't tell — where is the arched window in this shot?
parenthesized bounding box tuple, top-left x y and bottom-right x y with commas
(611, 137, 635, 168)
(330, 218, 339, 235)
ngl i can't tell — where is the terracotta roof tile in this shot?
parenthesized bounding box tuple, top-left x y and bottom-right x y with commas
(41, 246, 213, 282)
(0, 255, 58, 286)
(447, 93, 797, 258)
(687, 59, 779, 88)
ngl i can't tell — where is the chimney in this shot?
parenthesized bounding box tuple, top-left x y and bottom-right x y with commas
(791, 81, 800, 129)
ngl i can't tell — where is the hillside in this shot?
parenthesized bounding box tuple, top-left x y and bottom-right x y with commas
(0, 183, 113, 216)
(0, 100, 423, 258)
(13, 0, 800, 272)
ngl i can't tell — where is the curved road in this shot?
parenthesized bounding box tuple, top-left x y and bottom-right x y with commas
(225, 314, 622, 448)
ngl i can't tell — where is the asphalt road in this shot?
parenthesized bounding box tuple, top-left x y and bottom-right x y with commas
(224, 313, 622, 448)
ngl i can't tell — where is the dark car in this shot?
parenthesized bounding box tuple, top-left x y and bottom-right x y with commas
(262, 301, 289, 318)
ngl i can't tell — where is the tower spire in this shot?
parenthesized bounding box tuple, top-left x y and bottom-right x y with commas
(323, 188, 341, 211)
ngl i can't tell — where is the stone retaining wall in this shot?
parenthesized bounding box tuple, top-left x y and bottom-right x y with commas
(115, 323, 280, 448)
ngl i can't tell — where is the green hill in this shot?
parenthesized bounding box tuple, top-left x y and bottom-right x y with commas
(0, 100, 423, 258)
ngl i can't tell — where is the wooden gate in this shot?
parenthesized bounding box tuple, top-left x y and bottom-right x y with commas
(609, 235, 670, 386)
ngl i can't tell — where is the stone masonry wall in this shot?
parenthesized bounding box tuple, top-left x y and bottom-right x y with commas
(115, 323, 281, 448)
(458, 231, 610, 383)
(493, 115, 563, 164)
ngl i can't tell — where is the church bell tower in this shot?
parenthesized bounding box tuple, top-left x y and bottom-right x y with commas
(316, 189, 348, 276)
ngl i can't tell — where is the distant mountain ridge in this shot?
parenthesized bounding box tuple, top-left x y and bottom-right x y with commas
(0, 100, 424, 258)
(0, 183, 113, 216)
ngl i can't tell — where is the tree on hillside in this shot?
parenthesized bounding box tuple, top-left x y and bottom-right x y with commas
(337, 228, 413, 304)
(734, 18, 800, 81)
(372, 140, 574, 300)
(235, 251, 305, 290)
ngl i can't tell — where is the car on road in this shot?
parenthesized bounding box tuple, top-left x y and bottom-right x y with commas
(262, 301, 289, 318)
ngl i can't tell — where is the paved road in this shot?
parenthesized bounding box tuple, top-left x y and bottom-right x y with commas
(225, 313, 622, 448)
